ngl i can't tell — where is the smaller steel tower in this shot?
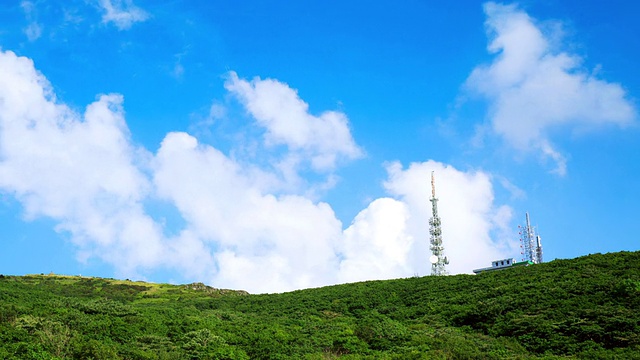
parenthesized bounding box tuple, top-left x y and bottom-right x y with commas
(518, 212, 543, 264)
(429, 171, 449, 275)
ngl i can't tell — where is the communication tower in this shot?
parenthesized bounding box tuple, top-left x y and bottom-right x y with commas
(518, 212, 543, 264)
(429, 171, 449, 275)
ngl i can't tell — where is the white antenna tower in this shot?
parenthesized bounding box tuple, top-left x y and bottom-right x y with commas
(429, 171, 449, 275)
(518, 212, 543, 264)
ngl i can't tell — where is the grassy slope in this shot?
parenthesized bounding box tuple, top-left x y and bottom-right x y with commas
(1, 251, 639, 359)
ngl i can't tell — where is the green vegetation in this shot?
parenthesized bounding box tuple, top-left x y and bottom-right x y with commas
(1, 251, 640, 359)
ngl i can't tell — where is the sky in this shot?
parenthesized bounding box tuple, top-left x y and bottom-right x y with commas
(0, 1, 638, 293)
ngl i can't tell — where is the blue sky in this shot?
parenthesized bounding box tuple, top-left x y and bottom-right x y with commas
(0, 0, 638, 293)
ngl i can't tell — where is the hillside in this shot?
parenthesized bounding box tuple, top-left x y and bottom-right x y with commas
(1, 251, 639, 359)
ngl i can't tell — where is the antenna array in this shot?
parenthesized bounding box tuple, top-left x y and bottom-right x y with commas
(429, 171, 449, 275)
(518, 212, 543, 264)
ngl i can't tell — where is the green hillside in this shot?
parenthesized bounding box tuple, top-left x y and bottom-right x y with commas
(1, 251, 639, 359)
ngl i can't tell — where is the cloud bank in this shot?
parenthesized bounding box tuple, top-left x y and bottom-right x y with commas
(467, 2, 636, 175)
(0, 49, 514, 293)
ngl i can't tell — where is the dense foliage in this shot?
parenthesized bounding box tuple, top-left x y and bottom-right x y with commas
(1, 251, 640, 359)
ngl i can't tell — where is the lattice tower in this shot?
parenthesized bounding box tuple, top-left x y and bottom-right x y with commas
(429, 171, 449, 275)
(518, 212, 543, 264)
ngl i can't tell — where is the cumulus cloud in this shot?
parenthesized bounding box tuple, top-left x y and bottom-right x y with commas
(0, 50, 515, 293)
(338, 198, 413, 283)
(97, 0, 149, 30)
(382, 161, 516, 276)
(0, 50, 162, 277)
(467, 2, 636, 175)
(225, 72, 363, 172)
(151, 130, 517, 290)
(153, 132, 343, 292)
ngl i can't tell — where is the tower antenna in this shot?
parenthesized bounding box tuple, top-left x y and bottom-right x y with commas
(429, 171, 448, 275)
(518, 212, 543, 264)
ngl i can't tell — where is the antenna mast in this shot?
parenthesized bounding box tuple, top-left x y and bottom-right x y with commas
(518, 212, 543, 264)
(429, 171, 448, 275)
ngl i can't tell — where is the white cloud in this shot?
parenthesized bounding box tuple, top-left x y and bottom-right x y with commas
(0, 50, 516, 293)
(496, 175, 526, 200)
(20, 1, 43, 41)
(467, 2, 636, 175)
(0, 50, 162, 277)
(152, 129, 517, 291)
(97, 0, 149, 30)
(24, 22, 42, 42)
(381, 161, 517, 275)
(153, 132, 343, 293)
(225, 72, 363, 172)
(338, 198, 413, 283)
